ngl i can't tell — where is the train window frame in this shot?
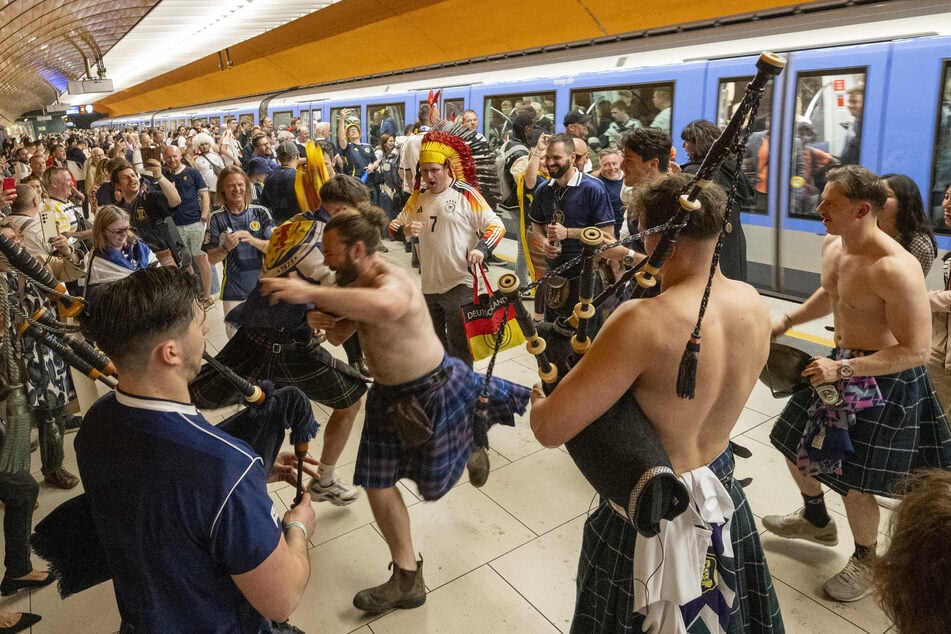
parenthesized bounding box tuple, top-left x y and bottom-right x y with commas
(568, 81, 675, 148)
(329, 106, 362, 143)
(719, 75, 775, 216)
(367, 102, 406, 147)
(272, 110, 294, 131)
(239, 113, 255, 126)
(931, 61, 951, 233)
(787, 66, 867, 220)
(482, 91, 557, 151)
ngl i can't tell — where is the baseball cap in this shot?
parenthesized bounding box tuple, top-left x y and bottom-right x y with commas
(276, 140, 299, 162)
(563, 111, 591, 127)
(247, 156, 273, 177)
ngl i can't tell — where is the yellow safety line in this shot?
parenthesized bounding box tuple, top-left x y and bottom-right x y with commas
(787, 329, 835, 348)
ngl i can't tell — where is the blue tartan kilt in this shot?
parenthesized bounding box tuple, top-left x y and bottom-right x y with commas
(354, 354, 529, 500)
(571, 449, 783, 633)
(770, 364, 951, 496)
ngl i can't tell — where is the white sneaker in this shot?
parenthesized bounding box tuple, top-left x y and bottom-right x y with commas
(823, 555, 874, 602)
(762, 510, 838, 546)
(308, 477, 361, 506)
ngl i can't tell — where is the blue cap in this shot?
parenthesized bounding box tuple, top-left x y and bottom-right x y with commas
(248, 156, 273, 177)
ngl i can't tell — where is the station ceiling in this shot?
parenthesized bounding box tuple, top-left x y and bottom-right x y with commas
(3, 0, 824, 124)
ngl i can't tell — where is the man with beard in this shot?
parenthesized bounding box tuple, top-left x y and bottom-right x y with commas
(260, 203, 529, 614)
(529, 133, 613, 323)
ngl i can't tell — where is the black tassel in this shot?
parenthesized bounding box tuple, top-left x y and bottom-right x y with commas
(676, 335, 701, 399)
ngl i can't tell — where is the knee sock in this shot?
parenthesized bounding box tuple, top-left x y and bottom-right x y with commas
(318, 463, 335, 486)
(854, 542, 877, 561)
(802, 492, 830, 527)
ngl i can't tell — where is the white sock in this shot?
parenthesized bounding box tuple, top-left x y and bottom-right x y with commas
(318, 463, 335, 486)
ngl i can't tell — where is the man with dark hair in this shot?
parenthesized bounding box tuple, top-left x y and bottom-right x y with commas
(529, 133, 614, 323)
(767, 165, 951, 602)
(531, 173, 783, 632)
(76, 267, 316, 632)
(260, 203, 528, 614)
(110, 159, 187, 267)
(261, 140, 302, 225)
(620, 127, 671, 186)
(249, 133, 279, 176)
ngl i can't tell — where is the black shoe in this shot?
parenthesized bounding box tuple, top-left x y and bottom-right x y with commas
(1, 572, 55, 596)
(0, 612, 41, 634)
(64, 415, 82, 431)
(486, 254, 504, 265)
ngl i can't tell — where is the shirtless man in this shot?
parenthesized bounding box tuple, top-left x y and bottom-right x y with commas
(260, 203, 529, 614)
(765, 165, 951, 602)
(531, 174, 783, 632)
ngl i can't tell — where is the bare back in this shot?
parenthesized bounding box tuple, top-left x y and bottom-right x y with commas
(353, 261, 446, 386)
(532, 271, 771, 474)
(631, 276, 771, 472)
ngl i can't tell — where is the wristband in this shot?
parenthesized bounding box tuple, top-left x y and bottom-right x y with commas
(283, 521, 308, 542)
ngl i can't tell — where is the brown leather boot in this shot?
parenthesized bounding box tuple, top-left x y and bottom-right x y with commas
(353, 556, 425, 612)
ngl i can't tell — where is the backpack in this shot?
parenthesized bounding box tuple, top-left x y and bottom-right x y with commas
(495, 141, 528, 208)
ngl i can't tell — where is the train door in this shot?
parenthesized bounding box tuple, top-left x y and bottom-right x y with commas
(777, 43, 888, 298)
(704, 55, 780, 293)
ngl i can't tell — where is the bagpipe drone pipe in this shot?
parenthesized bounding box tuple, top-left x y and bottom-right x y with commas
(499, 52, 786, 537)
(30, 351, 319, 597)
(0, 230, 84, 319)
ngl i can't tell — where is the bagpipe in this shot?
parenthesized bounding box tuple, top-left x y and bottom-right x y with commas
(0, 235, 88, 474)
(491, 53, 785, 537)
(0, 230, 84, 319)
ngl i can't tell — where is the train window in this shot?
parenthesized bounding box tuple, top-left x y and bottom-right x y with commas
(368, 103, 405, 147)
(569, 82, 674, 152)
(932, 63, 951, 230)
(414, 98, 466, 127)
(788, 68, 866, 218)
(719, 76, 775, 215)
(191, 118, 206, 130)
(239, 113, 255, 126)
(330, 106, 362, 142)
(483, 91, 556, 150)
(272, 111, 293, 131)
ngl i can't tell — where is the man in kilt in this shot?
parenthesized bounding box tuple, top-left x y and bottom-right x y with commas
(190, 202, 368, 507)
(767, 165, 951, 602)
(260, 202, 529, 614)
(531, 174, 784, 633)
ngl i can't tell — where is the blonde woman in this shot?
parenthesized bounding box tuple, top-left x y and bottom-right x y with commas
(85, 205, 157, 294)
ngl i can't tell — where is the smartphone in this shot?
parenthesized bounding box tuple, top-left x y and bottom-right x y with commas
(141, 145, 161, 164)
(2, 177, 14, 192)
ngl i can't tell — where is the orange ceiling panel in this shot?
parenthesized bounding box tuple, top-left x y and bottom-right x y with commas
(95, 0, 805, 116)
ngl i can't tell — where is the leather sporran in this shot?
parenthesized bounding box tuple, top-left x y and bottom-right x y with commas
(385, 393, 433, 448)
(544, 274, 570, 310)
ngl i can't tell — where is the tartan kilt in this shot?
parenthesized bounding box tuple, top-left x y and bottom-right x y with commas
(189, 327, 367, 411)
(354, 354, 529, 501)
(770, 364, 951, 497)
(571, 449, 783, 634)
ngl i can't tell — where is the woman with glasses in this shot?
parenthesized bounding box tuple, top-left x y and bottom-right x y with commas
(85, 204, 157, 295)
